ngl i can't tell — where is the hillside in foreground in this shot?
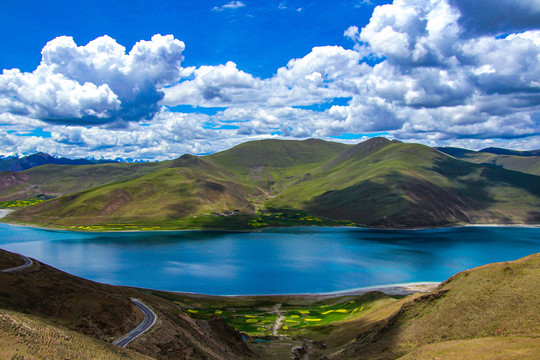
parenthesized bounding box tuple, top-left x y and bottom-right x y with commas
(0, 249, 252, 360)
(2, 137, 540, 229)
(2, 248, 538, 359)
(326, 252, 540, 359)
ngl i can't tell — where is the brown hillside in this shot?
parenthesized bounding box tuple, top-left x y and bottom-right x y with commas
(329, 253, 540, 359)
(0, 249, 252, 360)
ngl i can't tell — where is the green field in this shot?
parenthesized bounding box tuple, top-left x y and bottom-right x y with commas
(0, 199, 45, 208)
(148, 290, 400, 340)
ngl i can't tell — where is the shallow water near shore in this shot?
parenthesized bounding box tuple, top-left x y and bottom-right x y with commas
(0, 224, 539, 295)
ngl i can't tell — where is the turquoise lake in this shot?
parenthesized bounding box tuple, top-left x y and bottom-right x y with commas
(1, 224, 539, 295)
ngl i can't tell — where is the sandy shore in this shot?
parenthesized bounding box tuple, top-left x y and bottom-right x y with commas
(0, 209, 15, 219)
(168, 282, 443, 300)
(314, 282, 441, 298)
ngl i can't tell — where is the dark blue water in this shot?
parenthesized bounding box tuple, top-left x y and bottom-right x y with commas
(1, 224, 539, 295)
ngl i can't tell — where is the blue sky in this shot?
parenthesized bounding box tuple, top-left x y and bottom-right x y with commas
(1, 0, 540, 160)
(0, 0, 384, 77)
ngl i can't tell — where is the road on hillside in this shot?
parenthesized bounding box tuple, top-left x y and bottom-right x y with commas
(113, 298, 157, 348)
(1, 253, 33, 273)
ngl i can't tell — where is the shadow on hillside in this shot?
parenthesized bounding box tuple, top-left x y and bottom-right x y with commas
(320, 291, 419, 360)
(305, 172, 488, 227)
(526, 211, 540, 224)
(433, 157, 540, 197)
(431, 158, 495, 206)
(165, 184, 199, 218)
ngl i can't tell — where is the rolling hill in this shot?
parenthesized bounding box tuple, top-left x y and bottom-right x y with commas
(3, 137, 540, 228)
(0, 161, 165, 201)
(326, 253, 540, 359)
(437, 146, 540, 176)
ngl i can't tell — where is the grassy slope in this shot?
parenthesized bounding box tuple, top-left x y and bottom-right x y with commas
(267, 138, 540, 226)
(0, 249, 252, 360)
(397, 337, 540, 360)
(328, 253, 540, 360)
(5, 155, 264, 227)
(4, 137, 540, 228)
(0, 309, 152, 360)
(460, 152, 540, 176)
(207, 138, 351, 193)
(438, 147, 540, 176)
(4, 139, 350, 228)
(0, 161, 165, 201)
(207, 138, 351, 175)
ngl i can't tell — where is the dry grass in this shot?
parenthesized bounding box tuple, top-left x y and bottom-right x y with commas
(329, 253, 540, 359)
(0, 309, 153, 360)
(0, 249, 253, 360)
(398, 337, 540, 360)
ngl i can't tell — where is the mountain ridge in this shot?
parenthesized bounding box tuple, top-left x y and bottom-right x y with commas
(0, 152, 118, 172)
(2, 137, 540, 229)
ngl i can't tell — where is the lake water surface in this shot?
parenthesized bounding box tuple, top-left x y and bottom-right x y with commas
(0, 224, 539, 295)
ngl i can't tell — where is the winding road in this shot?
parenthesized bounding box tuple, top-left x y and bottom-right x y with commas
(1, 253, 33, 273)
(113, 298, 157, 348)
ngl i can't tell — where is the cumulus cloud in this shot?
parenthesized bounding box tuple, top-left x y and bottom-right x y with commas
(0, 34, 185, 125)
(339, 0, 540, 141)
(163, 46, 367, 108)
(449, 0, 540, 36)
(212, 1, 246, 11)
(163, 61, 260, 106)
(3, 0, 540, 159)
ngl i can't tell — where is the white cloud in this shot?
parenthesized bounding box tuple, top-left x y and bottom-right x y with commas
(0, 68, 120, 121)
(212, 1, 246, 11)
(163, 46, 367, 108)
(0, 34, 185, 125)
(2, 0, 540, 159)
(163, 61, 260, 106)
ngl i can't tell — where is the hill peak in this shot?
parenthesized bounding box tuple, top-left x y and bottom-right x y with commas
(327, 137, 393, 166)
(207, 138, 351, 169)
(168, 153, 205, 168)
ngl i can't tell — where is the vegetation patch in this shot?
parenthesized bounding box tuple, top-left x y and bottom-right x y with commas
(0, 199, 45, 208)
(175, 297, 368, 338)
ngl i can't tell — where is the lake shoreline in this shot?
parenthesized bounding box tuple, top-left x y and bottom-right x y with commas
(1, 215, 540, 233)
(151, 282, 442, 299)
(2, 222, 538, 297)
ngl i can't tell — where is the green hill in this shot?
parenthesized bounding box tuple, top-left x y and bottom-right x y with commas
(207, 138, 351, 189)
(437, 146, 540, 176)
(0, 161, 165, 201)
(3, 138, 540, 229)
(267, 138, 540, 227)
(6, 155, 263, 228)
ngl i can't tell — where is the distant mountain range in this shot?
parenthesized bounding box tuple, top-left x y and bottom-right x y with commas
(0, 152, 117, 172)
(2, 138, 540, 228)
